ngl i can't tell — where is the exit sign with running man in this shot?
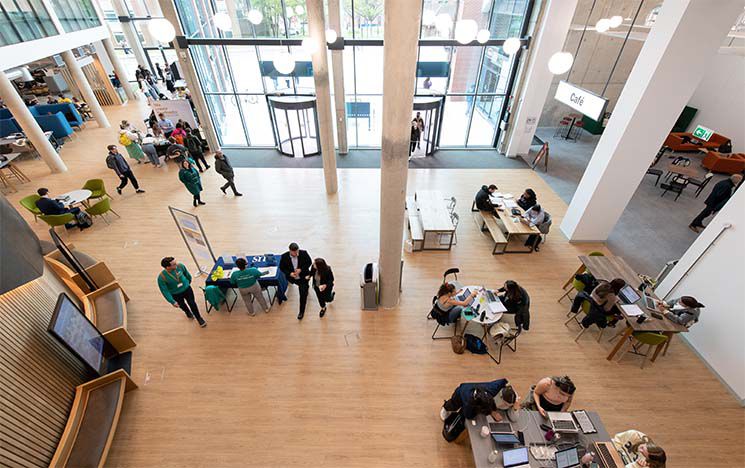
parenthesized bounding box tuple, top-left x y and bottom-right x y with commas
(692, 125, 714, 141)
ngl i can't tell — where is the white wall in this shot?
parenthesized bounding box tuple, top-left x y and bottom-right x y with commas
(656, 187, 745, 404)
(687, 53, 745, 153)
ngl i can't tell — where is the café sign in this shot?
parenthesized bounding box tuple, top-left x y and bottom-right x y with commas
(554, 80, 608, 121)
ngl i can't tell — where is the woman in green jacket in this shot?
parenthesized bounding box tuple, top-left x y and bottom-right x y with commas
(178, 159, 205, 206)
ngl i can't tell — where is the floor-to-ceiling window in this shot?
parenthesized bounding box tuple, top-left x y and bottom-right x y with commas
(0, 0, 57, 46)
(173, 0, 533, 149)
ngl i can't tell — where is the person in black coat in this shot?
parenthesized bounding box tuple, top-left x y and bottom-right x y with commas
(474, 184, 498, 212)
(279, 243, 313, 320)
(34, 188, 86, 230)
(516, 188, 537, 211)
(689, 174, 742, 232)
(497, 280, 530, 331)
(410, 120, 421, 155)
(307, 258, 334, 317)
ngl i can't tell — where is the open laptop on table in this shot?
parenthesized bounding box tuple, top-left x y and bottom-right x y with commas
(556, 447, 581, 468)
(548, 412, 579, 433)
(618, 284, 664, 317)
(502, 447, 530, 468)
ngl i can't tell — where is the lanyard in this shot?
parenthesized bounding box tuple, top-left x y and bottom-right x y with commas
(164, 268, 181, 283)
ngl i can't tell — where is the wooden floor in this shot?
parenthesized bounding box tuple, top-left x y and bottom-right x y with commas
(4, 101, 743, 467)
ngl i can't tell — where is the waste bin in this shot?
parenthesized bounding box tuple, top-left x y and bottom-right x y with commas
(360, 262, 379, 310)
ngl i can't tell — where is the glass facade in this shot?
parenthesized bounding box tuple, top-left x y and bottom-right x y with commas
(0, 0, 57, 46)
(50, 0, 101, 32)
(177, 0, 532, 148)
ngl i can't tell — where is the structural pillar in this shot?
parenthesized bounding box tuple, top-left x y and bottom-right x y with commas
(0, 72, 67, 173)
(102, 37, 137, 101)
(504, 0, 577, 158)
(328, 0, 348, 154)
(158, 0, 220, 151)
(378, 1, 421, 308)
(306, 0, 338, 194)
(61, 51, 110, 128)
(560, 0, 742, 241)
(112, 0, 150, 71)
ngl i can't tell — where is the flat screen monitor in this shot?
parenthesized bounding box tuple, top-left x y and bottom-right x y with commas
(48, 293, 105, 375)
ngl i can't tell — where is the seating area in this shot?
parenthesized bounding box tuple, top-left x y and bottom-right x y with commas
(663, 131, 732, 153)
(702, 151, 745, 174)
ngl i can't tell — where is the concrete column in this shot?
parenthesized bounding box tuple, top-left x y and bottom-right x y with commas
(112, 0, 150, 71)
(0, 73, 67, 173)
(378, 1, 421, 308)
(560, 0, 743, 241)
(102, 37, 138, 101)
(158, 0, 220, 151)
(306, 0, 338, 194)
(504, 0, 577, 158)
(61, 50, 110, 128)
(328, 0, 348, 154)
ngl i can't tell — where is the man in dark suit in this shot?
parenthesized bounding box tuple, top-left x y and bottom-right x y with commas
(279, 242, 313, 320)
(35, 187, 84, 229)
(689, 174, 742, 232)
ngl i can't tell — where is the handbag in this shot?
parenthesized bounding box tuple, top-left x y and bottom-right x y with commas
(442, 409, 465, 442)
(451, 335, 465, 354)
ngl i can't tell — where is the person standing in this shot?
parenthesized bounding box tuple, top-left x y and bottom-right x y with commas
(106, 145, 145, 195)
(157, 113, 175, 138)
(410, 120, 420, 155)
(185, 128, 209, 172)
(279, 243, 312, 320)
(308, 258, 334, 317)
(414, 112, 425, 150)
(157, 257, 206, 328)
(214, 151, 242, 196)
(140, 134, 162, 167)
(178, 159, 205, 206)
(689, 174, 742, 232)
(230, 258, 269, 315)
(154, 62, 165, 81)
(119, 121, 146, 163)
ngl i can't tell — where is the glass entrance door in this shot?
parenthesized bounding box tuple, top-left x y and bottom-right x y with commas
(268, 96, 320, 158)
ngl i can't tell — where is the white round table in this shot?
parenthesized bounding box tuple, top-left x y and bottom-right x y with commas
(458, 285, 504, 325)
(56, 189, 92, 207)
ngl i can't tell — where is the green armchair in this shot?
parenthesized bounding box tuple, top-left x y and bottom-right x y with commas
(82, 179, 109, 201)
(19, 194, 42, 221)
(85, 198, 120, 225)
(39, 213, 75, 236)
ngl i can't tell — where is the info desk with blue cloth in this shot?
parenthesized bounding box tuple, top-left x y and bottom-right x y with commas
(205, 253, 288, 305)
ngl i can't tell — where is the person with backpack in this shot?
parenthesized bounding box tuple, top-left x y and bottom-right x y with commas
(106, 145, 145, 195)
(185, 128, 209, 172)
(178, 158, 205, 206)
(214, 151, 242, 196)
(118, 121, 146, 163)
(440, 379, 519, 442)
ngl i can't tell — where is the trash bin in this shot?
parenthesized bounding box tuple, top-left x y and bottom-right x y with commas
(360, 262, 379, 310)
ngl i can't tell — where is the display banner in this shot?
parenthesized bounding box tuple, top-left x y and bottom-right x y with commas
(554, 80, 608, 121)
(150, 99, 197, 128)
(169, 207, 216, 274)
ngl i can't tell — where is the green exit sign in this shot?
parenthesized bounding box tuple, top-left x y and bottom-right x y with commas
(693, 125, 714, 141)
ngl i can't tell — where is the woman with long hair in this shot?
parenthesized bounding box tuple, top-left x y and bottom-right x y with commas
(308, 258, 334, 317)
(497, 280, 531, 331)
(178, 159, 205, 206)
(434, 283, 477, 324)
(612, 430, 667, 468)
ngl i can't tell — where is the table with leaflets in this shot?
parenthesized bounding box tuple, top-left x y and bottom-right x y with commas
(206, 253, 289, 306)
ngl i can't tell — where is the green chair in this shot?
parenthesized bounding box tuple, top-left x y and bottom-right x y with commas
(85, 198, 120, 225)
(82, 179, 108, 201)
(558, 251, 605, 303)
(39, 213, 75, 236)
(19, 194, 42, 222)
(622, 332, 669, 368)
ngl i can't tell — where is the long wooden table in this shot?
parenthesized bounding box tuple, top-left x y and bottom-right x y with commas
(578, 255, 688, 361)
(414, 190, 455, 250)
(490, 195, 541, 253)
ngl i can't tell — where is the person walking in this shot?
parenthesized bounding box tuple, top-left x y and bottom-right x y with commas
(178, 158, 205, 206)
(414, 112, 425, 150)
(106, 145, 145, 195)
(410, 119, 420, 155)
(119, 121, 146, 163)
(308, 258, 334, 317)
(157, 257, 206, 328)
(230, 258, 269, 315)
(214, 151, 242, 196)
(185, 128, 209, 172)
(689, 174, 742, 232)
(279, 243, 312, 320)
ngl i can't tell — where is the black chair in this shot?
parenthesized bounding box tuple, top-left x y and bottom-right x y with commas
(646, 168, 663, 186)
(687, 173, 714, 198)
(660, 177, 688, 201)
(429, 296, 458, 340)
(664, 157, 690, 181)
(443, 268, 459, 283)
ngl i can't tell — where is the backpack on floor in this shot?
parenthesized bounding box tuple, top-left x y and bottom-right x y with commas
(442, 410, 465, 442)
(464, 333, 488, 354)
(75, 211, 93, 228)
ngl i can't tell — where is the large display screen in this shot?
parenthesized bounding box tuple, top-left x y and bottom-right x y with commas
(48, 293, 104, 374)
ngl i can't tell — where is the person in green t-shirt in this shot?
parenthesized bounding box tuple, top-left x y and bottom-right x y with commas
(157, 257, 206, 328)
(231, 258, 269, 315)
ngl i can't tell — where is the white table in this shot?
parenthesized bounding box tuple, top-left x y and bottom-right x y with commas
(56, 189, 92, 208)
(414, 189, 456, 250)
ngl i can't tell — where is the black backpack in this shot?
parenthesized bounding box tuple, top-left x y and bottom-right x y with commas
(442, 410, 465, 442)
(465, 334, 488, 354)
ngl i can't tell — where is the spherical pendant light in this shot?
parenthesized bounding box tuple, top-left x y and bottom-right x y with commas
(548, 51, 573, 75)
(247, 9, 263, 25)
(502, 37, 521, 55)
(213, 12, 232, 31)
(609, 15, 623, 28)
(273, 52, 296, 75)
(325, 28, 338, 44)
(149, 19, 176, 44)
(476, 29, 490, 44)
(454, 19, 478, 44)
(595, 18, 611, 33)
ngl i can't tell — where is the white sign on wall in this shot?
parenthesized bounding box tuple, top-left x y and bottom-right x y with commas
(150, 99, 197, 129)
(554, 80, 608, 121)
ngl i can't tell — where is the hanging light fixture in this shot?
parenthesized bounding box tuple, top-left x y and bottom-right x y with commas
(213, 12, 232, 31)
(302, 37, 318, 54)
(247, 9, 263, 25)
(325, 28, 338, 44)
(454, 19, 478, 44)
(149, 19, 176, 43)
(273, 52, 296, 75)
(548, 51, 573, 74)
(476, 29, 490, 44)
(595, 18, 611, 33)
(502, 37, 521, 55)
(609, 15, 623, 28)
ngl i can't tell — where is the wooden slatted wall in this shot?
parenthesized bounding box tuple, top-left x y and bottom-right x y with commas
(0, 272, 88, 467)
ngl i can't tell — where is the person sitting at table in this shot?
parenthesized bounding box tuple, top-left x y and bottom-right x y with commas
(572, 278, 625, 330)
(231, 258, 269, 316)
(517, 188, 537, 211)
(657, 296, 703, 327)
(497, 280, 530, 331)
(612, 430, 667, 468)
(522, 204, 546, 251)
(440, 378, 519, 423)
(35, 187, 85, 230)
(522, 375, 575, 417)
(433, 283, 477, 325)
(474, 184, 498, 212)
(157, 113, 175, 138)
(307, 258, 335, 318)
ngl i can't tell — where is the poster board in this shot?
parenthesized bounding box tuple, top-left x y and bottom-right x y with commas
(150, 99, 197, 128)
(169, 206, 216, 274)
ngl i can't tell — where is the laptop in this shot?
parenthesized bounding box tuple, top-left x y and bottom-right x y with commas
(555, 447, 581, 468)
(548, 412, 579, 433)
(592, 442, 624, 468)
(618, 284, 640, 304)
(502, 447, 530, 468)
(641, 292, 659, 312)
(489, 420, 514, 434)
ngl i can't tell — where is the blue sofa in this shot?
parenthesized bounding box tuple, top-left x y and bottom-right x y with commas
(31, 103, 84, 128)
(0, 119, 22, 137)
(0, 109, 12, 120)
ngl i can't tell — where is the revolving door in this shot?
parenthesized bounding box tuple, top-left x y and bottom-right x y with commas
(268, 96, 320, 157)
(413, 96, 444, 156)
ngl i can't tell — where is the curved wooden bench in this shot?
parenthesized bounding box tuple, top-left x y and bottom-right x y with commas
(81, 282, 136, 353)
(44, 245, 124, 299)
(50, 369, 137, 468)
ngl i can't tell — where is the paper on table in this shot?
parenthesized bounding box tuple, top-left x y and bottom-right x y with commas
(260, 266, 277, 277)
(502, 193, 514, 199)
(621, 304, 644, 316)
(503, 199, 518, 209)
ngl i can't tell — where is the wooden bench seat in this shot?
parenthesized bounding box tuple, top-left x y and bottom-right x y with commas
(81, 282, 136, 353)
(476, 210, 507, 254)
(408, 214, 424, 251)
(50, 369, 137, 468)
(45, 245, 123, 299)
